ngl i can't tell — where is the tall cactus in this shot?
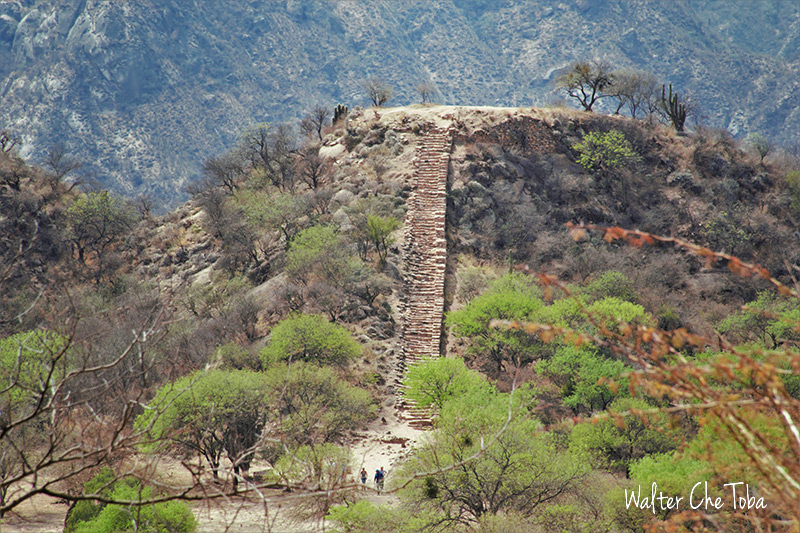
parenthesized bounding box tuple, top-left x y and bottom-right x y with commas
(661, 84, 687, 132)
(333, 104, 349, 125)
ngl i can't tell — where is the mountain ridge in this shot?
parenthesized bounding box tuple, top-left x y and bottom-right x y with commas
(1, 0, 797, 205)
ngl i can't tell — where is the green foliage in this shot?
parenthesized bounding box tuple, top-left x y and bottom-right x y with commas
(326, 500, 426, 533)
(285, 226, 348, 284)
(365, 215, 400, 263)
(586, 297, 651, 333)
(402, 390, 589, 524)
(785, 170, 800, 213)
(66, 469, 196, 533)
(537, 345, 629, 414)
(0, 330, 69, 417)
(582, 271, 637, 303)
(456, 261, 495, 303)
(237, 189, 308, 246)
(448, 273, 545, 372)
(570, 397, 682, 474)
(574, 130, 641, 174)
(344, 196, 401, 261)
(698, 210, 752, 256)
(260, 313, 362, 367)
(263, 362, 376, 446)
(717, 291, 800, 347)
(403, 357, 494, 411)
(215, 342, 260, 370)
(746, 132, 773, 164)
(273, 443, 351, 487)
(66, 190, 134, 278)
(682, 413, 789, 483)
(135, 369, 270, 477)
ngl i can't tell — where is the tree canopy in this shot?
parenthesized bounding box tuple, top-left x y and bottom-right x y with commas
(260, 313, 362, 367)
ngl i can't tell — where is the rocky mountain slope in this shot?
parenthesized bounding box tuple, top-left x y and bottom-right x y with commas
(1, 0, 798, 205)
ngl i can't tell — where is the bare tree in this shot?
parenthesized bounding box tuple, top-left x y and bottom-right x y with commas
(297, 144, 330, 190)
(606, 69, 660, 118)
(202, 152, 245, 194)
(44, 143, 83, 184)
(747, 132, 774, 166)
(240, 123, 297, 190)
(300, 105, 331, 141)
(363, 77, 393, 107)
(555, 59, 614, 112)
(417, 81, 437, 104)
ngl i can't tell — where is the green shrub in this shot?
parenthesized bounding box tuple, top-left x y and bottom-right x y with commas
(574, 130, 641, 174)
(785, 170, 800, 213)
(66, 469, 196, 533)
(583, 271, 638, 303)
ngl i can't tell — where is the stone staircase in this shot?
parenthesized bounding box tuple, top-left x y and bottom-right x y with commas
(396, 127, 453, 429)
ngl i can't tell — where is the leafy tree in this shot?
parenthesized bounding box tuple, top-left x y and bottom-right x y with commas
(617, 452, 711, 524)
(555, 59, 614, 111)
(447, 273, 545, 373)
(585, 297, 652, 336)
(285, 226, 349, 286)
(327, 500, 417, 533)
(403, 356, 494, 411)
(273, 443, 354, 521)
(582, 270, 638, 303)
(136, 369, 270, 485)
(263, 362, 376, 446)
(717, 291, 800, 347)
(341, 259, 393, 306)
(697, 210, 752, 256)
(260, 313, 362, 367)
(400, 368, 588, 525)
(345, 196, 400, 261)
(363, 77, 393, 107)
(0, 330, 69, 418)
(537, 345, 629, 414)
(238, 189, 309, 247)
(365, 215, 400, 264)
(570, 397, 682, 475)
(575, 130, 641, 175)
(1, 330, 70, 509)
(66, 190, 135, 280)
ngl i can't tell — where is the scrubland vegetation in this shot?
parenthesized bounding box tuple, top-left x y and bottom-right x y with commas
(3, 95, 800, 532)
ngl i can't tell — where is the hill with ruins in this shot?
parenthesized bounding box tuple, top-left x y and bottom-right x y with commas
(3, 105, 800, 530)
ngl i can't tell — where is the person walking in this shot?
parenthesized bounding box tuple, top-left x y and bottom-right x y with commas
(360, 467, 367, 485)
(374, 468, 384, 492)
